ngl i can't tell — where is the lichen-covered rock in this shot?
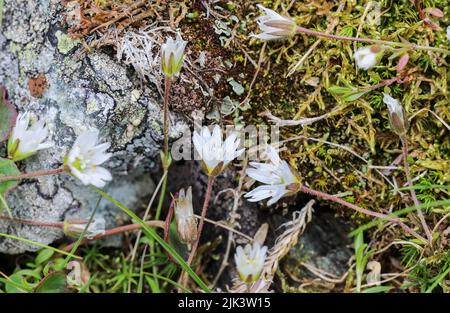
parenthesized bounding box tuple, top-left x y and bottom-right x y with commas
(0, 0, 187, 253)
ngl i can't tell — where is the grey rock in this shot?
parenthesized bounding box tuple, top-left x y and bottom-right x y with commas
(0, 0, 187, 253)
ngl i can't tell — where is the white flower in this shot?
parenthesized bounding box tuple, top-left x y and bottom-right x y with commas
(161, 33, 187, 77)
(174, 186, 198, 244)
(252, 4, 297, 40)
(65, 130, 113, 188)
(354, 46, 380, 70)
(447, 26, 450, 41)
(234, 242, 268, 283)
(193, 125, 244, 176)
(245, 145, 300, 206)
(7, 112, 53, 161)
(63, 216, 106, 239)
(383, 93, 408, 136)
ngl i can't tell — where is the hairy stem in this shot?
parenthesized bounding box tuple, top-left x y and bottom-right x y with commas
(295, 27, 450, 54)
(362, 76, 401, 93)
(64, 220, 165, 252)
(300, 185, 427, 243)
(0, 216, 63, 228)
(164, 196, 176, 243)
(400, 136, 433, 243)
(163, 76, 172, 162)
(0, 167, 65, 183)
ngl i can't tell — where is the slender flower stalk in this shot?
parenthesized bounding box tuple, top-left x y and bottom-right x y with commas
(400, 136, 432, 243)
(181, 125, 244, 285)
(299, 185, 427, 243)
(64, 220, 165, 252)
(181, 176, 215, 286)
(0, 215, 165, 252)
(155, 34, 187, 221)
(245, 145, 427, 243)
(7, 112, 53, 161)
(162, 76, 172, 168)
(0, 216, 63, 228)
(253, 4, 450, 54)
(383, 93, 432, 243)
(0, 167, 65, 183)
(294, 27, 450, 53)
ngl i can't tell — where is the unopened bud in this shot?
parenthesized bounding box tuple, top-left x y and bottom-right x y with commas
(161, 34, 187, 78)
(383, 93, 409, 136)
(354, 45, 384, 70)
(252, 4, 298, 41)
(63, 217, 106, 239)
(174, 187, 198, 244)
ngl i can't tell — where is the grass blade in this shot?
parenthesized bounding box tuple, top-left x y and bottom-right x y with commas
(93, 187, 211, 293)
(0, 232, 81, 259)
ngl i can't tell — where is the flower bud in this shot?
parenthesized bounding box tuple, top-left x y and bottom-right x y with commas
(63, 217, 106, 239)
(383, 93, 409, 136)
(354, 45, 383, 70)
(161, 34, 187, 78)
(174, 187, 198, 244)
(252, 4, 297, 40)
(447, 25, 450, 41)
(234, 242, 268, 283)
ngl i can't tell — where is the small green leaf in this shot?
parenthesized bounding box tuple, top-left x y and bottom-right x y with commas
(0, 157, 20, 212)
(34, 271, 67, 293)
(35, 249, 55, 266)
(343, 91, 366, 102)
(362, 286, 394, 293)
(327, 85, 352, 95)
(0, 85, 17, 143)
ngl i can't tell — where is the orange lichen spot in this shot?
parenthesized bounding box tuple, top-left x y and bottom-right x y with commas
(28, 74, 48, 98)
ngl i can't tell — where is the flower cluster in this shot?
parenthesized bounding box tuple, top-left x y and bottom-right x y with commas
(6, 111, 113, 188)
